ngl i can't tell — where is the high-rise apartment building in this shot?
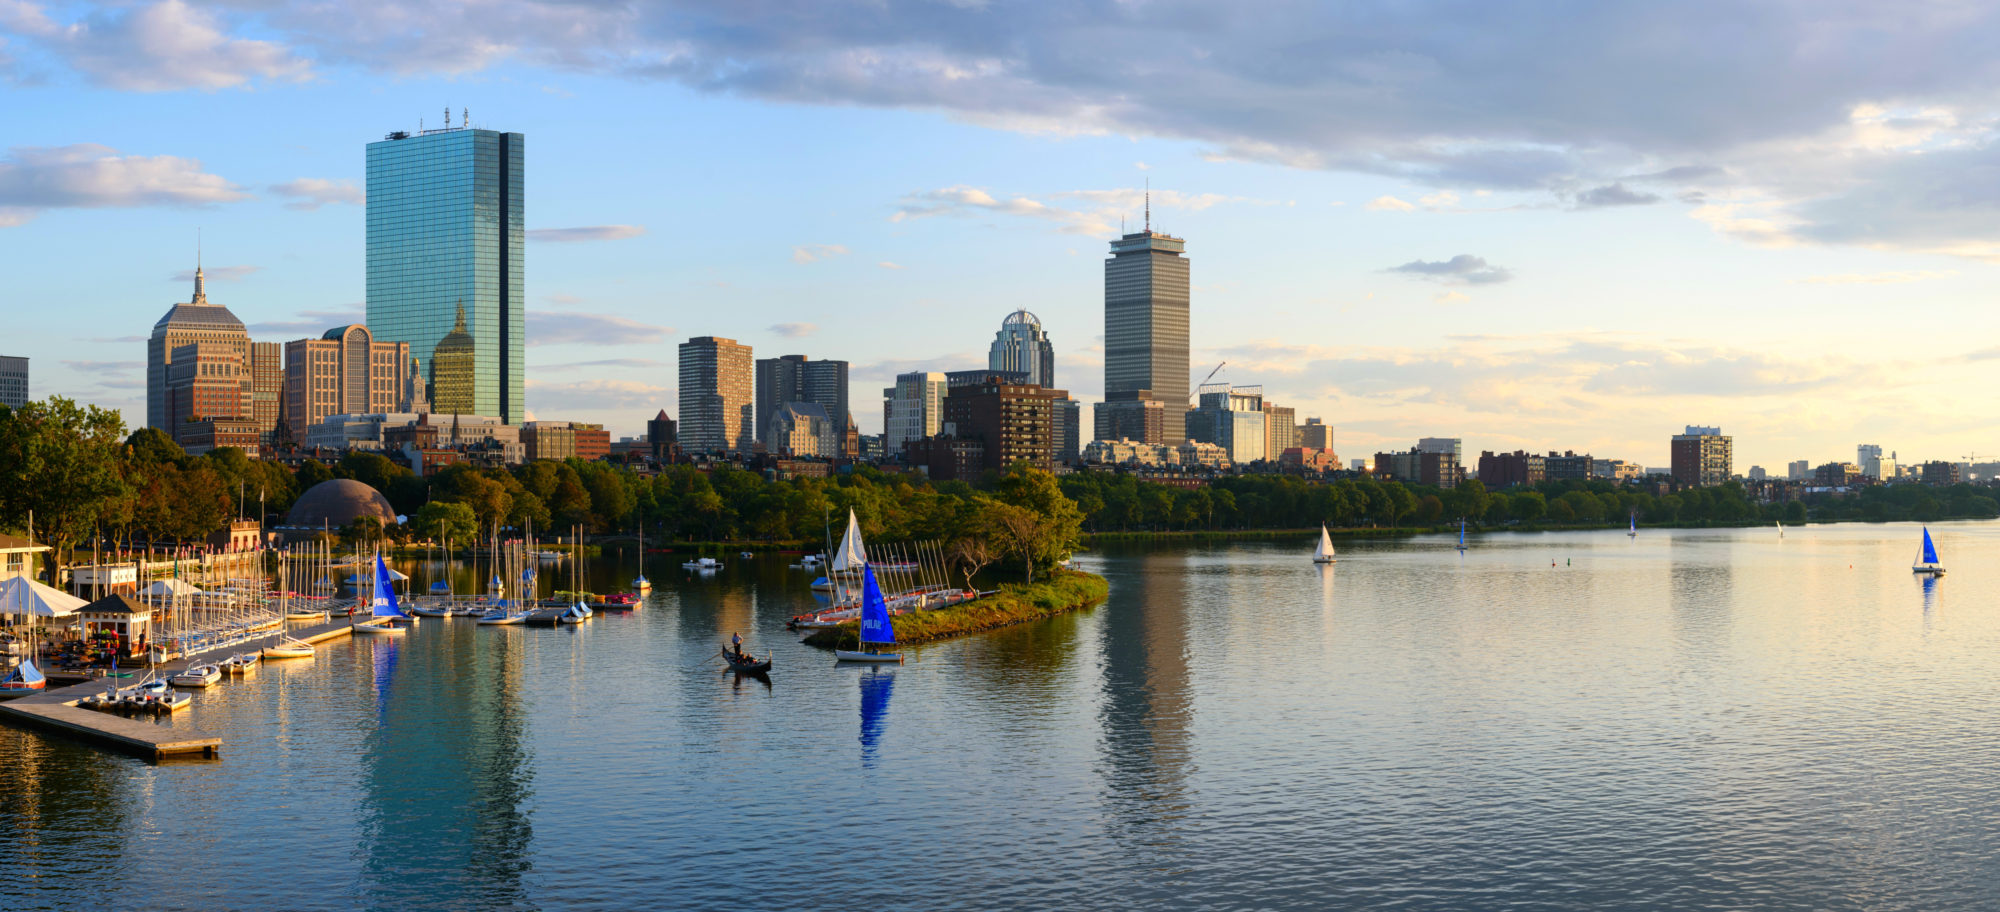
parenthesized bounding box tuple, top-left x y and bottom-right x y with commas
(0, 356, 26, 408)
(884, 371, 946, 456)
(1788, 459, 1811, 481)
(365, 120, 525, 423)
(1477, 451, 1546, 488)
(1054, 398, 1082, 463)
(283, 325, 414, 444)
(148, 266, 249, 435)
(1670, 425, 1732, 487)
(1418, 437, 1464, 461)
(1298, 418, 1332, 450)
(1102, 218, 1190, 444)
(941, 376, 1068, 474)
(250, 343, 282, 444)
(164, 341, 251, 447)
(755, 355, 849, 451)
(1188, 383, 1267, 465)
(989, 309, 1056, 388)
(678, 336, 754, 454)
(1263, 403, 1297, 459)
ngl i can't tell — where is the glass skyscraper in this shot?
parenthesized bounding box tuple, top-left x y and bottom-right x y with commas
(1103, 227, 1190, 444)
(366, 124, 524, 423)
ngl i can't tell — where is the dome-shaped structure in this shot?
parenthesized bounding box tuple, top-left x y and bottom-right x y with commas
(1001, 309, 1042, 329)
(283, 479, 397, 531)
(431, 300, 476, 413)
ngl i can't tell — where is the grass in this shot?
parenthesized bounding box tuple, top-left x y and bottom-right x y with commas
(802, 569, 1110, 650)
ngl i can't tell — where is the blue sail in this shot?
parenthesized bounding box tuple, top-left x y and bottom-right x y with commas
(1921, 528, 1939, 565)
(859, 565, 896, 645)
(372, 554, 410, 619)
(858, 670, 894, 768)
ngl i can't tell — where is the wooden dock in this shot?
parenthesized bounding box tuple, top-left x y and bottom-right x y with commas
(0, 614, 360, 761)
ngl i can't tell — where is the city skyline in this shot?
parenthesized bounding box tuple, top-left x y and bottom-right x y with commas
(10, 4, 2000, 468)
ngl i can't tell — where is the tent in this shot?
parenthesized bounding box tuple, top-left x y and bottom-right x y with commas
(142, 578, 204, 598)
(0, 575, 88, 617)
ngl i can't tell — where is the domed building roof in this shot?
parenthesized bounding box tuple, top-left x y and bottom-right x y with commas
(283, 479, 397, 530)
(435, 301, 474, 355)
(1001, 309, 1042, 329)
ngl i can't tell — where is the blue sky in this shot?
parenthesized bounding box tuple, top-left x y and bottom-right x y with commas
(7, 0, 2000, 470)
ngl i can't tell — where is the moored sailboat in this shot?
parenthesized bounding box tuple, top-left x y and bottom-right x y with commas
(1913, 526, 1945, 576)
(354, 554, 415, 634)
(1456, 518, 1468, 553)
(834, 564, 903, 664)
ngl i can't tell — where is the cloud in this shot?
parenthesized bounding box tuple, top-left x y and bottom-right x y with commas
(769, 322, 818, 338)
(87, 335, 144, 344)
(1365, 195, 1416, 212)
(536, 357, 668, 370)
(1387, 254, 1514, 285)
(170, 265, 257, 282)
(890, 185, 1254, 235)
(1572, 182, 1661, 208)
(0, 144, 247, 226)
(61, 360, 141, 371)
(1796, 270, 1958, 285)
(244, 308, 363, 336)
(526, 225, 646, 243)
(525, 378, 670, 413)
(791, 243, 848, 264)
(525, 311, 671, 346)
(1434, 291, 1470, 305)
(271, 178, 362, 211)
(876, 261, 904, 270)
(1, 0, 309, 91)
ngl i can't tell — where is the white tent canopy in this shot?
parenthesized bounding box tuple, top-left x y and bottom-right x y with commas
(0, 576, 87, 617)
(142, 578, 204, 598)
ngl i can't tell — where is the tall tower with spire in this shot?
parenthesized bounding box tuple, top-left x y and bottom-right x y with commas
(148, 259, 249, 435)
(1099, 205, 1190, 445)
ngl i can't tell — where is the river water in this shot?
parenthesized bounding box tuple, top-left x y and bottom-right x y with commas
(3, 523, 1998, 910)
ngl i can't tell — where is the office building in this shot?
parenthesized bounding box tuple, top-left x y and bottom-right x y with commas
(1670, 426, 1732, 487)
(1417, 437, 1463, 461)
(646, 409, 679, 463)
(1478, 451, 1545, 488)
(1263, 403, 1297, 459)
(1545, 451, 1593, 481)
(1815, 462, 1863, 486)
(1298, 418, 1331, 451)
(884, 371, 946, 455)
(678, 336, 754, 454)
(769, 402, 839, 457)
(1054, 398, 1082, 463)
(1374, 447, 1463, 488)
(941, 376, 1068, 474)
(283, 325, 414, 444)
(1788, 459, 1811, 481)
(365, 119, 525, 423)
(989, 309, 1057, 388)
(521, 421, 577, 461)
(1921, 460, 1963, 486)
(1857, 444, 1883, 475)
(1591, 458, 1644, 482)
(0, 356, 26, 408)
(1748, 465, 1768, 481)
(1103, 214, 1190, 443)
(756, 355, 850, 452)
(165, 341, 250, 441)
(1187, 383, 1267, 465)
(250, 343, 282, 444)
(148, 265, 249, 435)
(945, 368, 1028, 389)
(1095, 393, 1165, 446)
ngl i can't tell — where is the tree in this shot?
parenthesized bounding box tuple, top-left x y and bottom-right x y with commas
(412, 501, 478, 544)
(987, 502, 1050, 584)
(0, 397, 132, 582)
(1510, 491, 1546, 523)
(947, 535, 997, 589)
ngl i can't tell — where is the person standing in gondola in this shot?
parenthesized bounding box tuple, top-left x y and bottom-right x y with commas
(730, 632, 744, 660)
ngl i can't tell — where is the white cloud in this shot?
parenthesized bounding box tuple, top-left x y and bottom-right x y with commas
(1434, 291, 1470, 305)
(791, 243, 848, 264)
(1796, 270, 1958, 285)
(1418, 190, 1459, 208)
(769, 322, 818, 338)
(2, 0, 309, 91)
(525, 378, 671, 414)
(1388, 254, 1514, 285)
(527, 225, 646, 243)
(245, 307, 364, 336)
(270, 178, 362, 211)
(1365, 195, 1415, 212)
(876, 261, 904, 270)
(0, 144, 247, 225)
(525, 311, 672, 345)
(890, 184, 1255, 236)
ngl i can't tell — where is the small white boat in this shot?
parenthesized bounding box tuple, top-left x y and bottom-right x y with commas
(1913, 527, 1946, 576)
(633, 575, 651, 592)
(221, 653, 260, 674)
(477, 605, 532, 625)
(740, 551, 754, 559)
(408, 600, 453, 618)
(169, 664, 222, 688)
(1313, 525, 1337, 564)
(286, 606, 328, 620)
(682, 557, 721, 570)
(560, 603, 595, 624)
(263, 637, 315, 659)
(353, 618, 410, 635)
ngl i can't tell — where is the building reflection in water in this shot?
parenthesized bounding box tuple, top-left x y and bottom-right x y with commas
(1094, 548, 1194, 856)
(352, 626, 533, 907)
(858, 668, 894, 770)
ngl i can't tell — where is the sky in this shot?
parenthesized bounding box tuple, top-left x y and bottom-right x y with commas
(6, 0, 2000, 471)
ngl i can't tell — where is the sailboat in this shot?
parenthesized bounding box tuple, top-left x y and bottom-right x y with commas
(354, 554, 415, 633)
(1312, 524, 1338, 564)
(632, 524, 652, 592)
(834, 564, 903, 663)
(1913, 526, 1945, 576)
(1628, 512, 1637, 538)
(0, 657, 45, 693)
(1776, 521, 1785, 540)
(1456, 517, 1468, 553)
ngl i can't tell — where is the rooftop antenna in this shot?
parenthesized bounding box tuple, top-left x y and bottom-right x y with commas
(464, 107, 469, 129)
(444, 106, 451, 129)
(1144, 178, 1151, 233)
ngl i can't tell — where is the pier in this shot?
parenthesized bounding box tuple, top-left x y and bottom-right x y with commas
(0, 614, 360, 761)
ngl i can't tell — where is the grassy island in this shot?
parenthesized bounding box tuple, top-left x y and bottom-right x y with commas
(803, 569, 1109, 650)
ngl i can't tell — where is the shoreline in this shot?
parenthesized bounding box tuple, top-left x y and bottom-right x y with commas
(801, 570, 1109, 650)
(1080, 515, 1983, 545)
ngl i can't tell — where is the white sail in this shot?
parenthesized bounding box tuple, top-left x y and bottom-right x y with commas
(1313, 525, 1336, 561)
(830, 509, 869, 573)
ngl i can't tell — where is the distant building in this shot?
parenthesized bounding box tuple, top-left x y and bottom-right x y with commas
(1298, 418, 1332, 451)
(166, 341, 251, 448)
(1417, 437, 1463, 461)
(858, 434, 885, 460)
(883, 371, 946, 455)
(1053, 398, 1082, 463)
(1478, 450, 1545, 488)
(1375, 448, 1462, 488)
(767, 402, 839, 457)
(1788, 459, 1811, 481)
(0, 355, 27, 408)
(646, 409, 679, 463)
(679, 336, 755, 454)
(250, 342, 282, 444)
(1748, 465, 1767, 481)
(522, 421, 579, 461)
(284, 325, 413, 444)
(149, 265, 249, 436)
(945, 369, 1028, 389)
(1857, 444, 1884, 478)
(1279, 447, 1339, 472)
(1094, 392, 1166, 446)
(906, 435, 986, 482)
(1350, 458, 1367, 472)
(1103, 221, 1191, 444)
(0, 533, 50, 582)
(1921, 460, 1963, 486)
(1670, 425, 1732, 487)
(755, 354, 849, 452)
(1545, 450, 1593, 481)
(988, 309, 1057, 388)
(1263, 403, 1297, 460)
(941, 376, 1067, 474)
(1815, 462, 1863, 487)
(366, 121, 525, 424)
(1591, 458, 1643, 481)
(1188, 383, 1267, 464)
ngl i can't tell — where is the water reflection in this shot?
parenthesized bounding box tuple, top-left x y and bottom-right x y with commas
(1095, 549, 1194, 862)
(858, 669, 894, 769)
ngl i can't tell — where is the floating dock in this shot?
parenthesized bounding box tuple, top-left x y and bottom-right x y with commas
(0, 614, 360, 761)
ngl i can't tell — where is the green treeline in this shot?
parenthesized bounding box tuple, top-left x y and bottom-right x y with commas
(802, 569, 1109, 649)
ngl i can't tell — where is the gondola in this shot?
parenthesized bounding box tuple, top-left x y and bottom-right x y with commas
(720, 648, 772, 674)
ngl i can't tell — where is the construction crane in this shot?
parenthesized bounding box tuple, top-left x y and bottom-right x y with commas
(1202, 361, 1227, 385)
